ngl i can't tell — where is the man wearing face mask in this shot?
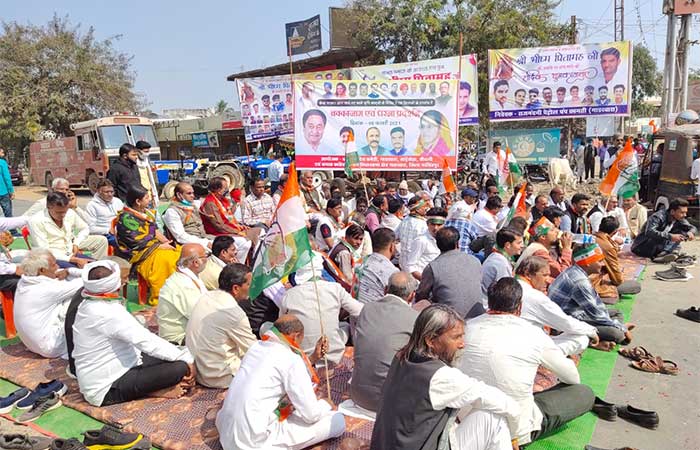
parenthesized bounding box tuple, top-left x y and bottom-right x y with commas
(162, 182, 213, 250)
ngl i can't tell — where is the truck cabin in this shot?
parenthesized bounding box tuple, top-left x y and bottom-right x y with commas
(642, 124, 699, 220)
(70, 115, 161, 167)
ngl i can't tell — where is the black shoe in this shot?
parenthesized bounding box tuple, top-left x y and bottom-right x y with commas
(654, 264, 690, 282)
(0, 434, 53, 450)
(49, 439, 87, 450)
(616, 404, 659, 429)
(674, 256, 696, 268)
(676, 306, 700, 323)
(592, 396, 617, 421)
(585, 446, 639, 450)
(82, 423, 143, 449)
(651, 251, 678, 264)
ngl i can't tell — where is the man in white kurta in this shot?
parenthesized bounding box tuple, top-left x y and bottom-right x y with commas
(518, 277, 598, 356)
(280, 271, 363, 364)
(216, 315, 345, 450)
(157, 244, 209, 345)
(14, 249, 83, 358)
(403, 212, 445, 280)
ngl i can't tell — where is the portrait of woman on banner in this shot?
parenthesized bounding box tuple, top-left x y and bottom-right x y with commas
(414, 110, 453, 157)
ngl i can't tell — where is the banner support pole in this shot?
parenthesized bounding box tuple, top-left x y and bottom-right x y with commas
(309, 257, 333, 401)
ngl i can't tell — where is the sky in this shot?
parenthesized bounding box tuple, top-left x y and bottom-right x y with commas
(3, 0, 699, 113)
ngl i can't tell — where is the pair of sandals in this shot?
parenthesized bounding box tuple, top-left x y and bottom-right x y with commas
(619, 346, 679, 375)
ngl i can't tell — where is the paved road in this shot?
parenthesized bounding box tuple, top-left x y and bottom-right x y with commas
(10, 185, 92, 216)
(591, 240, 700, 450)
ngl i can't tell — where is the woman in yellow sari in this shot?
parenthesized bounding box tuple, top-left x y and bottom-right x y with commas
(116, 185, 180, 305)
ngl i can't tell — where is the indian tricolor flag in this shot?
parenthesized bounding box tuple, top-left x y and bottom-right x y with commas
(441, 157, 457, 194)
(505, 181, 528, 224)
(599, 138, 640, 199)
(249, 162, 314, 299)
(344, 131, 360, 178)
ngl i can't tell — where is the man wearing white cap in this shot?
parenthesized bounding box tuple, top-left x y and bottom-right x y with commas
(447, 188, 478, 221)
(397, 180, 414, 205)
(73, 260, 195, 406)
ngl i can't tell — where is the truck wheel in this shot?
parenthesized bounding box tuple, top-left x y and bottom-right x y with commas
(44, 172, 54, 191)
(212, 164, 244, 190)
(162, 180, 178, 200)
(87, 171, 100, 195)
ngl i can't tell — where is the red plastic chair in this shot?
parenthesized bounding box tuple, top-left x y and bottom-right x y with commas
(137, 274, 149, 305)
(21, 226, 31, 250)
(1, 290, 16, 339)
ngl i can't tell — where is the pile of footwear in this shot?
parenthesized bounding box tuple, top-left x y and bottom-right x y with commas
(652, 252, 696, 282)
(0, 381, 66, 423)
(0, 424, 150, 450)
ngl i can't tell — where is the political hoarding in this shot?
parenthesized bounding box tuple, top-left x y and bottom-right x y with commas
(295, 80, 459, 171)
(488, 41, 632, 122)
(488, 128, 561, 164)
(235, 55, 480, 143)
(351, 55, 479, 126)
(237, 76, 294, 142)
(285, 15, 322, 56)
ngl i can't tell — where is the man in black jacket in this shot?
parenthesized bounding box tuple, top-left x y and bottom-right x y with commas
(632, 198, 696, 261)
(107, 144, 143, 202)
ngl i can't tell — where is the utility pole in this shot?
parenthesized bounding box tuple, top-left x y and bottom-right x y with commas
(660, 0, 676, 126)
(569, 15, 577, 154)
(614, 0, 624, 134)
(677, 14, 693, 111)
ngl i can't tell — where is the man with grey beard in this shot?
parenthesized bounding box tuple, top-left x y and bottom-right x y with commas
(371, 305, 519, 450)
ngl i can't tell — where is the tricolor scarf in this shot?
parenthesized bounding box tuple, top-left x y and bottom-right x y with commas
(261, 326, 320, 421)
(573, 243, 605, 266)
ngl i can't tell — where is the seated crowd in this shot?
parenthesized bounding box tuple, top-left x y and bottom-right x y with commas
(5, 150, 697, 450)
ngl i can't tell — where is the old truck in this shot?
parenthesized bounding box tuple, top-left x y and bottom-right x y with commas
(29, 115, 161, 193)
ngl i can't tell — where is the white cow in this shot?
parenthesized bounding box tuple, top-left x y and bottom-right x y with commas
(548, 157, 577, 189)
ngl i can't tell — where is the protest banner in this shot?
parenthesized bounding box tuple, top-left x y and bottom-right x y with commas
(351, 55, 479, 126)
(294, 80, 459, 171)
(488, 128, 561, 164)
(488, 41, 632, 121)
(234, 55, 479, 143)
(237, 76, 294, 142)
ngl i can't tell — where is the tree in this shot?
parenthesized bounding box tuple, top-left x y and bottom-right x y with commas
(0, 15, 140, 156)
(214, 100, 229, 115)
(689, 68, 700, 82)
(345, 0, 572, 131)
(629, 44, 661, 118)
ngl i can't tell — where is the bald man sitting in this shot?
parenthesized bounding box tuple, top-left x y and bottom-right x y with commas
(157, 244, 209, 345)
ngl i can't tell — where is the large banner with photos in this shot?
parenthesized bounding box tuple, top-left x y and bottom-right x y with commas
(294, 80, 459, 171)
(236, 55, 479, 143)
(488, 41, 632, 121)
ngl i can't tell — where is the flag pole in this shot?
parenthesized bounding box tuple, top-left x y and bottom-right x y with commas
(505, 138, 514, 194)
(309, 257, 333, 401)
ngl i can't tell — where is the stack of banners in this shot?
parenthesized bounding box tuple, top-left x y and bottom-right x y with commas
(488, 41, 632, 121)
(294, 79, 459, 171)
(235, 55, 479, 143)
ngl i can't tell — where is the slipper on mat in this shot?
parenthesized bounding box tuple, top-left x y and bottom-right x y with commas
(631, 356, 679, 375)
(618, 346, 653, 361)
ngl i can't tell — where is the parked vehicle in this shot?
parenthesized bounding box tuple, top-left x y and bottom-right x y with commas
(640, 124, 699, 226)
(29, 115, 160, 193)
(9, 167, 23, 186)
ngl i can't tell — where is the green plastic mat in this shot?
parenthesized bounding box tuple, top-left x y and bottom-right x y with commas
(527, 270, 643, 450)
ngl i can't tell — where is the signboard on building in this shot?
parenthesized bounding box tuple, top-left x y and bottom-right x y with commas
(295, 80, 459, 171)
(286, 15, 322, 56)
(488, 128, 562, 164)
(488, 41, 633, 121)
(192, 133, 209, 147)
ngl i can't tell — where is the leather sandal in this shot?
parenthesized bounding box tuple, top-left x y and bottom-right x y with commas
(675, 306, 700, 323)
(618, 346, 653, 361)
(631, 356, 679, 375)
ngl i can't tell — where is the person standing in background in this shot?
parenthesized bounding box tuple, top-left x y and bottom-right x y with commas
(267, 152, 285, 194)
(135, 141, 159, 207)
(0, 148, 15, 218)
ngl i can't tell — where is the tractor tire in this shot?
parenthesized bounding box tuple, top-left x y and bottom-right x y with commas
(212, 164, 245, 190)
(162, 180, 178, 200)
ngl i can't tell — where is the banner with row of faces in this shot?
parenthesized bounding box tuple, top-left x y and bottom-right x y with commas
(236, 55, 478, 143)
